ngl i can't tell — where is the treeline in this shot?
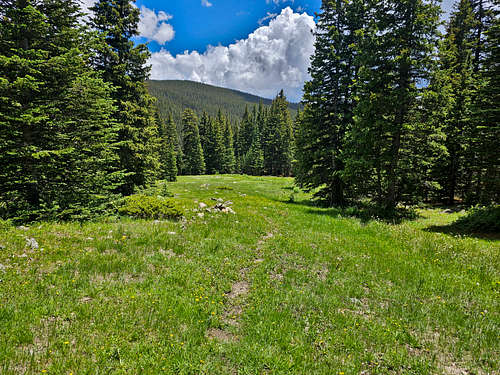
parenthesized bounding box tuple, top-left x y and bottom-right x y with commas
(148, 80, 300, 128)
(159, 90, 295, 179)
(0, 0, 161, 221)
(295, 0, 499, 209)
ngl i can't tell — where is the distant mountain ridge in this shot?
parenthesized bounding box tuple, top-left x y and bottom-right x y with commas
(147, 80, 300, 125)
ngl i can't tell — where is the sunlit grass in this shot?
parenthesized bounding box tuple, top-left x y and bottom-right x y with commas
(0, 175, 498, 374)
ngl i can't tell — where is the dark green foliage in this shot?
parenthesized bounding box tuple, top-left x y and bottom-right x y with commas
(202, 113, 225, 174)
(262, 90, 294, 176)
(241, 109, 264, 176)
(295, 0, 366, 205)
(346, 0, 441, 209)
(0, 0, 123, 222)
(158, 113, 178, 182)
(148, 80, 300, 126)
(90, 0, 160, 195)
(219, 111, 236, 174)
(118, 194, 184, 220)
(181, 109, 206, 175)
(451, 205, 500, 233)
(469, 5, 500, 204)
(433, 0, 477, 204)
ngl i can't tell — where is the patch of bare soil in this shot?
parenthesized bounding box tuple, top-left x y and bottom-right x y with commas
(206, 328, 237, 343)
(206, 230, 276, 344)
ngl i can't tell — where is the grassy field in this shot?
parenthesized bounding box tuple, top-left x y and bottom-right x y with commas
(0, 175, 498, 375)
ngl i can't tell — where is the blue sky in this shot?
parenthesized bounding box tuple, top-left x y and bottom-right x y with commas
(83, 0, 457, 101)
(134, 0, 322, 55)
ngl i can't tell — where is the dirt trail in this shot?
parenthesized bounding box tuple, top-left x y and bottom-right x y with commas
(206, 231, 275, 342)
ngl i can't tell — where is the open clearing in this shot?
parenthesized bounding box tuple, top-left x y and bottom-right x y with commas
(0, 175, 498, 374)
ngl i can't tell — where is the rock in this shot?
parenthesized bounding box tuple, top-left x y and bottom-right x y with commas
(197, 213, 205, 218)
(0, 244, 5, 250)
(26, 238, 39, 250)
(17, 226, 29, 231)
(223, 201, 233, 206)
(0, 264, 6, 272)
(442, 209, 454, 214)
(167, 231, 177, 235)
(199, 202, 207, 209)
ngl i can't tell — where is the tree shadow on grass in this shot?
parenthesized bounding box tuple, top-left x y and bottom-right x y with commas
(282, 198, 420, 225)
(424, 205, 500, 241)
(423, 225, 500, 241)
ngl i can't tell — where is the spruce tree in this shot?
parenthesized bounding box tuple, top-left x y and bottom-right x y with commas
(239, 106, 254, 156)
(90, 0, 160, 195)
(158, 113, 178, 182)
(345, 0, 441, 209)
(295, 0, 366, 205)
(433, 0, 477, 204)
(0, 0, 122, 221)
(471, 6, 500, 203)
(181, 109, 205, 175)
(242, 117, 264, 176)
(219, 111, 236, 174)
(204, 113, 225, 174)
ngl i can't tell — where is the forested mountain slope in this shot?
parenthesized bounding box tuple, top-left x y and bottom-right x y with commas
(147, 80, 300, 123)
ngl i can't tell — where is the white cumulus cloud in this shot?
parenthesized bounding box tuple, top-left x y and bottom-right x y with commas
(79, 2, 175, 45)
(201, 0, 213, 7)
(138, 6, 175, 45)
(150, 7, 315, 101)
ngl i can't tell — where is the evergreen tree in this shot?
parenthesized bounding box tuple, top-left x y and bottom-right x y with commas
(239, 106, 254, 156)
(199, 111, 210, 160)
(233, 120, 242, 173)
(433, 0, 477, 204)
(219, 111, 236, 174)
(295, 0, 366, 205)
(345, 0, 441, 209)
(203, 113, 225, 174)
(181, 109, 205, 175)
(471, 5, 500, 203)
(90, 0, 160, 195)
(0, 0, 122, 221)
(242, 116, 264, 176)
(158, 113, 178, 182)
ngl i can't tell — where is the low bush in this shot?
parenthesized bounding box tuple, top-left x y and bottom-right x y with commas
(451, 205, 500, 233)
(118, 195, 184, 220)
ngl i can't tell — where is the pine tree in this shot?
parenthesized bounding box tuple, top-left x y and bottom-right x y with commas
(0, 0, 122, 221)
(181, 109, 205, 175)
(295, 0, 366, 205)
(203, 113, 225, 174)
(471, 6, 500, 203)
(158, 113, 178, 182)
(242, 116, 264, 176)
(90, 0, 160, 195)
(433, 0, 477, 204)
(239, 106, 254, 156)
(219, 111, 236, 174)
(345, 0, 441, 209)
(233, 120, 242, 173)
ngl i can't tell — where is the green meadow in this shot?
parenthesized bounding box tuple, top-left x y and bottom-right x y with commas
(0, 175, 498, 374)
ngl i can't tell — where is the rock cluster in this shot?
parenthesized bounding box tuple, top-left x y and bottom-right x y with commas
(197, 199, 235, 214)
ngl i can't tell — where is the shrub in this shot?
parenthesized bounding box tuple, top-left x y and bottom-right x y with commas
(451, 205, 500, 233)
(0, 219, 12, 231)
(118, 195, 184, 220)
